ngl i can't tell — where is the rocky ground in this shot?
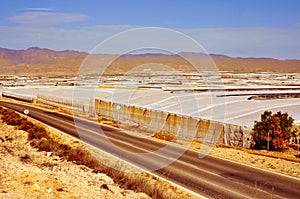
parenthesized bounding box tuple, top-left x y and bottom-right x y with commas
(0, 122, 150, 199)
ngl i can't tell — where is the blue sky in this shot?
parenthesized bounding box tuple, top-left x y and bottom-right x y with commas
(0, 0, 300, 59)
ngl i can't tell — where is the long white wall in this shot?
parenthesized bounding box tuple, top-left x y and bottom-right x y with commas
(1, 90, 253, 148)
(94, 99, 253, 148)
(2, 91, 35, 102)
(37, 93, 89, 113)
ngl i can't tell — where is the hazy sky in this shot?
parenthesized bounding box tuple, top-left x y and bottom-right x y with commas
(1, 0, 300, 59)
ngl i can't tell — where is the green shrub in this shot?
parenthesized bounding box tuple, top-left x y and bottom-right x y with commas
(253, 111, 297, 151)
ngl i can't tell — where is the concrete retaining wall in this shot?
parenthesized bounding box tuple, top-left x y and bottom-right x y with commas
(2, 91, 35, 102)
(37, 94, 89, 113)
(94, 98, 252, 147)
(1, 90, 252, 148)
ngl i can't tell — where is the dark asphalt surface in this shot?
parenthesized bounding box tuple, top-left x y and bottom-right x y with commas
(1, 101, 299, 199)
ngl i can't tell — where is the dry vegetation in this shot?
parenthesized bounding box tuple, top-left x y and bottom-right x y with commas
(145, 130, 300, 177)
(212, 147, 300, 177)
(189, 142, 300, 177)
(152, 132, 175, 142)
(0, 107, 198, 199)
(0, 122, 149, 199)
(97, 116, 119, 128)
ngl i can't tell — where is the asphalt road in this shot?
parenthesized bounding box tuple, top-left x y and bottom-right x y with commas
(1, 101, 299, 199)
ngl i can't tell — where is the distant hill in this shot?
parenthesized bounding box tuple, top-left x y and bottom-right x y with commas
(0, 47, 299, 76)
(0, 47, 88, 76)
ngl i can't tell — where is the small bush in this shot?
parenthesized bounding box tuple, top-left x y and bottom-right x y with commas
(98, 116, 119, 128)
(18, 120, 35, 131)
(0, 107, 50, 141)
(0, 107, 5, 114)
(253, 111, 297, 151)
(20, 154, 32, 163)
(27, 125, 49, 140)
(152, 132, 175, 142)
(1, 109, 23, 125)
(31, 138, 53, 152)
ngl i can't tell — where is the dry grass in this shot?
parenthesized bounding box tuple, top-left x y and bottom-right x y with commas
(152, 132, 175, 142)
(1, 121, 147, 199)
(192, 140, 300, 163)
(0, 106, 197, 199)
(97, 116, 119, 128)
(246, 148, 300, 163)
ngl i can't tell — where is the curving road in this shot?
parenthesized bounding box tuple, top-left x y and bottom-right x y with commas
(1, 101, 299, 199)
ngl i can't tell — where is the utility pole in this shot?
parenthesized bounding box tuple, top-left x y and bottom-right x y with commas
(267, 131, 270, 151)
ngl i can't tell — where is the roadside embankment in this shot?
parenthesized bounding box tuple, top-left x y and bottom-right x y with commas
(0, 107, 198, 199)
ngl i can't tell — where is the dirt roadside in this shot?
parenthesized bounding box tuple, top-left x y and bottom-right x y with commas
(0, 121, 152, 199)
(0, 105, 198, 199)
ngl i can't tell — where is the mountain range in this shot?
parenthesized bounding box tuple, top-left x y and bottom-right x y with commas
(0, 47, 299, 76)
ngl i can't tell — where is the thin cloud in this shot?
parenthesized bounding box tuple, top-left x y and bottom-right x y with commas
(8, 12, 90, 27)
(21, 8, 55, 11)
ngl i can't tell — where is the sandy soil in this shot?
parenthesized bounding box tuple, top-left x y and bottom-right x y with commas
(211, 147, 300, 177)
(183, 139, 300, 178)
(0, 122, 150, 199)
